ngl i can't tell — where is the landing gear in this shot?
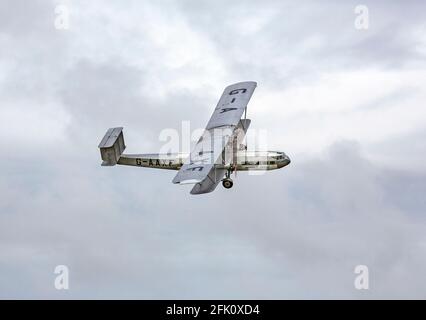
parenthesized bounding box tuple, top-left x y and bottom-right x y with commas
(222, 168, 234, 189)
(222, 178, 233, 189)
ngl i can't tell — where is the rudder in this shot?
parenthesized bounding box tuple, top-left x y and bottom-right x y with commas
(98, 127, 126, 166)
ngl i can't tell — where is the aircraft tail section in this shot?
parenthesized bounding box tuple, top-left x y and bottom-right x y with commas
(98, 127, 126, 166)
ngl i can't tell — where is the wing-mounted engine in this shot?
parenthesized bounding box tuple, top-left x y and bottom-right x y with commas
(233, 118, 251, 151)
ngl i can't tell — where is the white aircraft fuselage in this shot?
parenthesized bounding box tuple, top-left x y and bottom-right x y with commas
(116, 150, 291, 171)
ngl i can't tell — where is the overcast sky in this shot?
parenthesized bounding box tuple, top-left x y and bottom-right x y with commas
(1, 0, 426, 299)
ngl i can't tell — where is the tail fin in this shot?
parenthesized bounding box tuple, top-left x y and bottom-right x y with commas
(98, 127, 126, 166)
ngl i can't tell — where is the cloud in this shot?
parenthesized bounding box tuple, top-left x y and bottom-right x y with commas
(0, 0, 425, 299)
(1, 141, 425, 298)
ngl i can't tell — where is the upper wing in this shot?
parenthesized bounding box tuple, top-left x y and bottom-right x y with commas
(172, 81, 257, 194)
(206, 81, 257, 129)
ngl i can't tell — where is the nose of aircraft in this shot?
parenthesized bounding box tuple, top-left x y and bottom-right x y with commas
(278, 153, 291, 168)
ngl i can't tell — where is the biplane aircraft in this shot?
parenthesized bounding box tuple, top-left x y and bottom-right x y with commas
(98, 81, 290, 194)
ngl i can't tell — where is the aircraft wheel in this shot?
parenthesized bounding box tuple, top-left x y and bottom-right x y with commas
(222, 178, 233, 189)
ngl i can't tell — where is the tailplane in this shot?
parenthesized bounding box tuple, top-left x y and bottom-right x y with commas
(98, 127, 126, 166)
